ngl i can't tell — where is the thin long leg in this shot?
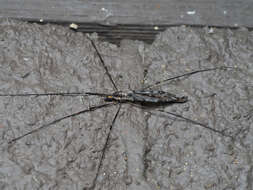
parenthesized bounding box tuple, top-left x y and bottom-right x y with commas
(87, 37, 118, 91)
(142, 66, 235, 90)
(0, 92, 89, 97)
(8, 103, 117, 144)
(88, 104, 121, 190)
(157, 109, 233, 138)
(0, 92, 112, 97)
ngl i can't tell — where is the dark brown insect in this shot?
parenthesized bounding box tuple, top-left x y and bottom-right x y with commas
(87, 90, 188, 105)
(0, 37, 235, 190)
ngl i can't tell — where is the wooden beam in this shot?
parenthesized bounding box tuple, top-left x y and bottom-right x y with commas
(1, 0, 252, 44)
(1, 0, 252, 27)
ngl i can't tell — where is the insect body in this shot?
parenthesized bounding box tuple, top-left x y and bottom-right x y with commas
(87, 90, 188, 105)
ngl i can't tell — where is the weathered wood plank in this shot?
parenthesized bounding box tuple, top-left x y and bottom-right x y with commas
(1, 0, 252, 27)
(0, 0, 252, 44)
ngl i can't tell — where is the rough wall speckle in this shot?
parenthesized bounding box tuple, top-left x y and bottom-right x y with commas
(0, 19, 252, 190)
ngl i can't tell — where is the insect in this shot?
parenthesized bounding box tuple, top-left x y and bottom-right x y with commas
(0, 36, 235, 189)
(0, 24, 245, 190)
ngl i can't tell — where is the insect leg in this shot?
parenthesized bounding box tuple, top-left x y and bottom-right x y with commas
(87, 36, 118, 91)
(7, 103, 117, 144)
(157, 109, 233, 138)
(0, 92, 89, 97)
(142, 66, 235, 90)
(88, 104, 121, 190)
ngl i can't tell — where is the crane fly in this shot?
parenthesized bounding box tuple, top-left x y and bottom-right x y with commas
(0, 35, 236, 190)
